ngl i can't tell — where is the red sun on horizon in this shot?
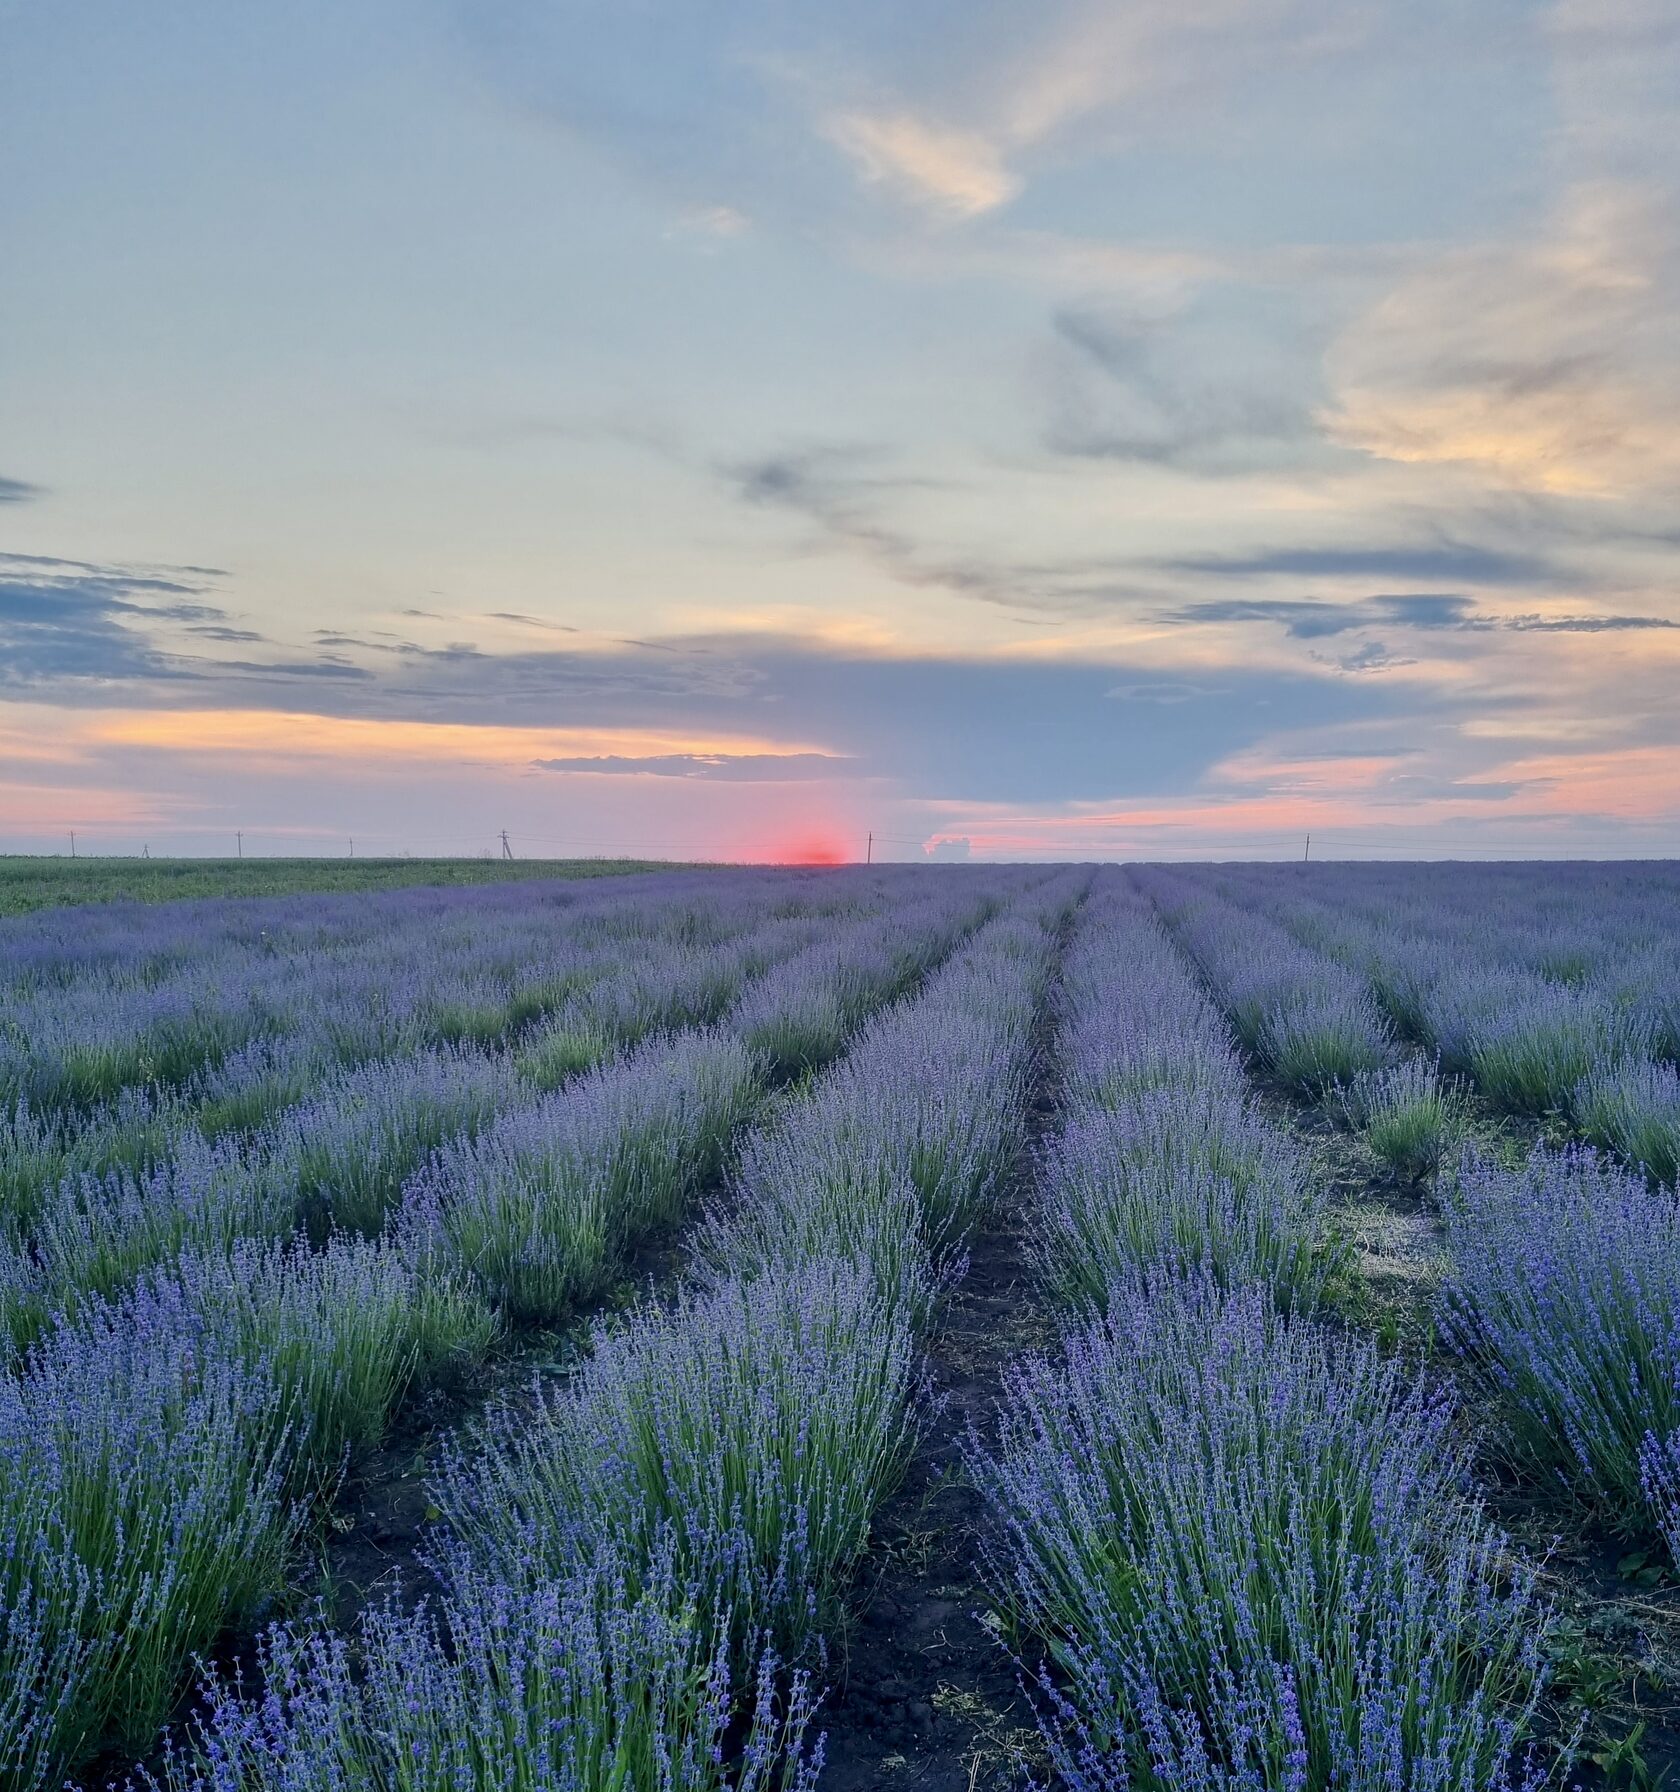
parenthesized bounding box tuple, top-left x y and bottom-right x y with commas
(772, 834, 849, 866)
(727, 830, 851, 866)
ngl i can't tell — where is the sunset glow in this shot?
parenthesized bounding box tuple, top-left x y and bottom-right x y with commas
(2, 1, 1676, 859)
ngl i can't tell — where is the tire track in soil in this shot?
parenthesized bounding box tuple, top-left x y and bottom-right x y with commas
(815, 973, 1067, 1792)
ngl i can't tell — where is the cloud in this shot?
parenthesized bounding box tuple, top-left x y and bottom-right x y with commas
(1313, 640, 1417, 675)
(0, 553, 394, 697)
(483, 611, 580, 632)
(0, 477, 39, 504)
(676, 203, 750, 238)
(924, 836, 971, 861)
(1046, 307, 1320, 472)
(1166, 593, 1680, 638)
(725, 441, 1157, 615)
(1322, 184, 1680, 494)
(1106, 680, 1232, 704)
(531, 750, 853, 781)
(1156, 544, 1557, 585)
(823, 109, 1019, 217)
(0, 554, 227, 686)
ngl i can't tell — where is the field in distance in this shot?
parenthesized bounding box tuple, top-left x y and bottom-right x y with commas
(0, 854, 689, 915)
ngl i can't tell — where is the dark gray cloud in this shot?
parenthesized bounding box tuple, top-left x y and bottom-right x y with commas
(1494, 612, 1680, 633)
(0, 554, 224, 686)
(1047, 309, 1319, 473)
(211, 659, 373, 681)
(722, 441, 1610, 633)
(13, 567, 1435, 805)
(0, 553, 378, 694)
(1158, 544, 1557, 585)
(485, 611, 580, 632)
(725, 442, 1163, 616)
(1320, 640, 1418, 674)
(1167, 593, 1679, 638)
(532, 751, 854, 781)
(0, 477, 40, 504)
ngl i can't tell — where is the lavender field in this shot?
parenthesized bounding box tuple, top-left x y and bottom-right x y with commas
(4, 860, 1680, 1792)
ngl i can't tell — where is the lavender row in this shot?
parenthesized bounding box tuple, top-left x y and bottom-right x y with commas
(969, 1272, 1551, 1792)
(1132, 866, 1396, 1094)
(1, 878, 999, 1786)
(0, 889, 775, 1206)
(387, 893, 982, 1327)
(1177, 865, 1678, 1175)
(0, 867, 927, 1124)
(965, 873, 1557, 1790)
(1145, 866, 1680, 1184)
(1441, 1143, 1680, 1558)
(1190, 861, 1678, 1042)
(135, 875, 1076, 1790)
(0, 891, 976, 1355)
(1, 1229, 499, 1787)
(1031, 871, 1342, 1313)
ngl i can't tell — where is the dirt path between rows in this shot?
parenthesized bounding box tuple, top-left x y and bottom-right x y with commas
(815, 973, 1068, 1790)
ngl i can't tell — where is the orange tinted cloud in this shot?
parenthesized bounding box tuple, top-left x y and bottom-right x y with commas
(93, 710, 832, 767)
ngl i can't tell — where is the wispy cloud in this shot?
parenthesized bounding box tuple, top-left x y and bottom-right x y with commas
(1322, 185, 1680, 495)
(532, 750, 853, 781)
(0, 553, 230, 686)
(823, 110, 1019, 217)
(0, 477, 40, 504)
(1155, 544, 1559, 586)
(1046, 306, 1320, 472)
(1165, 593, 1680, 638)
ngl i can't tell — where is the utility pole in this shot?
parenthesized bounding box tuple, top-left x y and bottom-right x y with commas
(348, 838, 354, 858)
(237, 831, 243, 860)
(500, 830, 513, 860)
(867, 831, 872, 865)
(1303, 833, 1310, 862)
(69, 831, 76, 859)
(142, 843, 149, 859)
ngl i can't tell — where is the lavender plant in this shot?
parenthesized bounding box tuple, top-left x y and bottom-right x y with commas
(513, 1009, 616, 1088)
(137, 1546, 821, 1792)
(155, 1233, 496, 1476)
(281, 1045, 523, 1236)
(0, 1285, 299, 1784)
(431, 1255, 920, 1665)
(1441, 1146, 1680, 1535)
(1031, 1090, 1342, 1313)
(402, 1031, 760, 1323)
(1573, 1057, 1680, 1186)
(971, 1274, 1552, 1792)
(28, 1133, 296, 1331)
(1336, 1056, 1470, 1179)
(1260, 983, 1395, 1092)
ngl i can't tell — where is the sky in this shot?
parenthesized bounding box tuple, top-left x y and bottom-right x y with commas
(3, 0, 1679, 863)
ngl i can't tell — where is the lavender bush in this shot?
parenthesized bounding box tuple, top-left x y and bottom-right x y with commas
(971, 1274, 1551, 1792)
(1573, 1057, 1680, 1186)
(1335, 1056, 1470, 1179)
(432, 1255, 920, 1665)
(1441, 1145, 1680, 1535)
(402, 1030, 760, 1324)
(138, 1546, 821, 1792)
(280, 1045, 523, 1236)
(1031, 1089, 1341, 1313)
(0, 1284, 299, 1783)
